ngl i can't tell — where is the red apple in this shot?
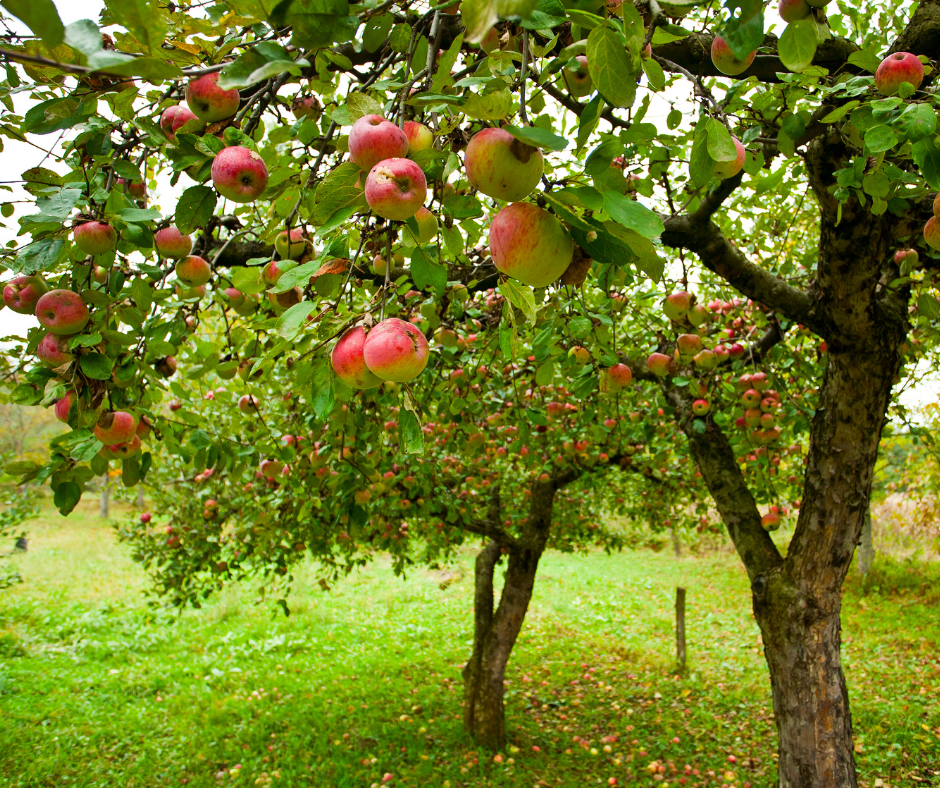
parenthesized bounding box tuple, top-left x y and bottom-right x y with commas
(676, 333, 703, 360)
(332, 326, 383, 389)
(568, 346, 591, 365)
(875, 52, 924, 96)
(362, 318, 430, 382)
(489, 202, 573, 287)
(647, 352, 672, 377)
(211, 146, 269, 203)
(465, 128, 543, 202)
(3, 275, 47, 314)
(778, 0, 811, 22)
(924, 216, 940, 250)
(349, 114, 409, 172)
(110, 435, 141, 459)
(175, 255, 211, 287)
(94, 410, 137, 444)
(692, 398, 710, 416)
(140, 512, 152, 524)
(73, 221, 117, 256)
(37, 333, 73, 367)
(54, 392, 73, 422)
(35, 290, 90, 335)
(365, 158, 427, 221)
(714, 138, 746, 179)
(291, 95, 321, 120)
(260, 459, 284, 478)
(238, 394, 260, 413)
(663, 291, 691, 321)
(185, 73, 240, 122)
(404, 121, 433, 154)
(603, 363, 632, 392)
(155, 227, 194, 259)
(160, 104, 202, 141)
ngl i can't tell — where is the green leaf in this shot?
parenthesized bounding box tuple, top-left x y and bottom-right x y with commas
(603, 191, 664, 238)
(79, 353, 115, 381)
(577, 95, 604, 153)
(4, 460, 40, 476)
(918, 293, 940, 320)
(174, 186, 217, 235)
(13, 239, 64, 275)
(122, 457, 140, 488)
(432, 33, 463, 93)
(278, 0, 354, 49)
(705, 118, 737, 162)
(64, 20, 136, 72)
(778, 19, 817, 73)
(718, 0, 764, 60)
(896, 104, 937, 142)
(346, 93, 384, 123)
(586, 22, 636, 110)
(399, 394, 424, 455)
(847, 49, 881, 73)
(311, 358, 335, 419)
(103, 0, 167, 55)
(218, 42, 306, 89)
(820, 101, 859, 124)
(863, 124, 897, 154)
(504, 124, 567, 152)
(642, 56, 666, 91)
(912, 138, 940, 191)
(689, 123, 715, 187)
(53, 481, 82, 516)
(518, 0, 566, 30)
(0, 0, 64, 47)
(461, 0, 539, 44)
(411, 247, 447, 296)
(277, 301, 316, 341)
(499, 279, 537, 323)
(232, 266, 266, 296)
(462, 90, 513, 120)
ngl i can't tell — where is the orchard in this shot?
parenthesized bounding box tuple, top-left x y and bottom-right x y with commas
(0, 0, 939, 786)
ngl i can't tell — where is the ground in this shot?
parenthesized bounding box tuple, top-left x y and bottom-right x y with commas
(0, 500, 938, 788)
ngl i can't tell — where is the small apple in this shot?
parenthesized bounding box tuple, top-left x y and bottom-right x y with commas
(692, 398, 711, 416)
(710, 36, 756, 76)
(714, 138, 746, 180)
(291, 95, 321, 120)
(211, 146, 269, 203)
(185, 72, 240, 122)
(332, 326, 383, 389)
(603, 363, 632, 392)
(3, 275, 48, 314)
(140, 512, 152, 524)
(568, 346, 591, 365)
(362, 318, 430, 382)
(489, 202, 573, 287)
(238, 394, 260, 413)
(110, 435, 141, 459)
(54, 392, 73, 422)
(349, 114, 409, 172)
(155, 227, 194, 259)
(404, 121, 434, 154)
(35, 290, 90, 335)
(676, 333, 703, 360)
(412, 205, 439, 242)
(874, 52, 924, 96)
(924, 216, 940, 250)
(175, 255, 211, 287)
(561, 55, 593, 98)
(94, 410, 137, 444)
(73, 221, 117, 256)
(364, 158, 427, 221)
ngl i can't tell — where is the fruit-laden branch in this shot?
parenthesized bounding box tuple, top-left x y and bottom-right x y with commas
(661, 382, 784, 580)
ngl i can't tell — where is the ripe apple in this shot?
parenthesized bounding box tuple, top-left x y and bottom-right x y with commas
(894, 248, 918, 268)
(693, 349, 719, 370)
(185, 72, 240, 122)
(3, 275, 47, 314)
(37, 333, 73, 367)
(349, 114, 409, 172)
(35, 290, 90, 335)
(465, 128, 544, 202)
(489, 203, 573, 287)
(741, 388, 762, 408)
(332, 326, 383, 389)
(676, 333, 703, 360)
(268, 287, 302, 311)
(875, 52, 924, 96)
(647, 352, 672, 377)
(710, 36, 756, 76)
(140, 512, 152, 524)
(761, 512, 781, 531)
(156, 356, 177, 377)
(238, 394, 260, 413)
(603, 363, 632, 392)
(116, 176, 146, 200)
(291, 95, 321, 120)
(54, 392, 73, 422)
(160, 104, 202, 141)
(692, 398, 710, 416)
(924, 216, 940, 250)
(561, 55, 593, 97)
(663, 291, 691, 321)
(934, 192, 940, 217)
(714, 138, 746, 179)
(404, 121, 434, 154)
(365, 158, 427, 221)
(687, 303, 710, 327)
(275, 228, 310, 260)
(778, 0, 811, 21)
(110, 435, 142, 459)
(94, 410, 137, 444)
(73, 221, 117, 256)
(175, 255, 212, 287)
(212, 146, 269, 203)
(155, 227, 194, 259)
(362, 318, 430, 382)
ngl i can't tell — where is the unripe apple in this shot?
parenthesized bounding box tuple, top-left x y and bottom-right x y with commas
(687, 303, 710, 327)
(413, 206, 439, 242)
(663, 291, 692, 322)
(692, 349, 719, 370)
(778, 0, 811, 22)
(692, 398, 710, 416)
(404, 121, 434, 154)
(874, 52, 924, 96)
(568, 346, 590, 365)
(365, 158, 427, 221)
(37, 333, 73, 367)
(54, 392, 74, 422)
(223, 287, 246, 309)
(94, 410, 137, 444)
(212, 146, 269, 203)
(349, 114, 409, 172)
(710, 36, 756, 76)
(185, 72, 240, 122)
(3, 275, 47, 314)
(275, 229, 310, 260)
(647, 352, 672, 377)
(260, 459, 284, 478)
(676, 333, 703, 360)
(175, 255, 211, 287)
(362, 318, 430, 383)
(35, 290, 90, 335)
(160, 104, 202, 141)
(714, 138, 746, 179)
(73, 221, 117, 256)
(489, 203, 573, 287)
(332, 326, 383, 389)
(465, 128, 543, 202)
(924, 216, 940, 250)
(154, 227, 194, 259)
(561, 55, 593, 98)
(603, 363, 632, 392)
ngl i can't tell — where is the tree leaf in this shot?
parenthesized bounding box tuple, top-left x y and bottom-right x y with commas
(411, 247, 447, 296)
(504, 124, 567, 151)
(689, 123, 715, 187)
(53, 481, 82, 516)
(174, 186, 217, 235)
(896, 103, 937, 143)
(863, 124, 897, 155)
(778, 20, 817, 74)
(847, 49, 880, 73)
(717, 0, 764, 60)
(912, 138, 940, 191)
(399, 392, 424, 455)
(0, 0, 64, 47)
(103, 0, 167, 55)
(79, 354, 115, 380)
(518, 0, 566, 30)
(577, 95, 604, 153)
(277, 301, 316, 340)
(499, 279, 537, 323)
(461, 0, 539, 44)
(705, 117, 737, 162)
(346, 92, 384, 123)
(586, 22, 636, 110)
(462, 90, 513, 120)
(603, 191, 664, 239)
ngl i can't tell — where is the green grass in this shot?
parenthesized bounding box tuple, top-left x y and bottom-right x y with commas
(0, 501, 938, 788)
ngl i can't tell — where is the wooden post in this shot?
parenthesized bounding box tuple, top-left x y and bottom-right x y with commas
(676, 587, 687, 672)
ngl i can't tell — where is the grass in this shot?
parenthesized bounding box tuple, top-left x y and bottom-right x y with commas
(0, 500, 938, 788)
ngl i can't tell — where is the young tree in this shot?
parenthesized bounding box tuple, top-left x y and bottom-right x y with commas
(0, 0, 938, 785)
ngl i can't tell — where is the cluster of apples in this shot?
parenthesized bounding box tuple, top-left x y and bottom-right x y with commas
(732, 372, 783, 445)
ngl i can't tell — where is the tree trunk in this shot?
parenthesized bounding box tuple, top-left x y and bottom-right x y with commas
(99, 475, 110, 519)
(857, 508, 874, 576)
(462, 540, 543, 749)
(670, 526, 682, 557)
(136, 485, 145, 509)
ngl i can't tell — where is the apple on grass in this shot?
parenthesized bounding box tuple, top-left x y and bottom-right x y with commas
(73, 221, 117, 256)
(175, 255, 211, 287)
(875, 52, 924, 96)
(185, 73, 240, 122)
(676, 333, 703, 360)
(211, 146, 269, 203)
(94, 411, 137, 444)
(332, 326, 383, 389)
(155, 227, 194, 259)
(489, 203, 573, 288)
(3, 275, 47, 314)
(404, 121, 433, 154)
(362, 318, 430, 383)
(465, 128, 543, 202)
(710, 36, 756, 76)
(364, 158, 427, 221)
(160, 104, 202, 141)
(349, 114, 409, 172)
(35, 290, 89, 335)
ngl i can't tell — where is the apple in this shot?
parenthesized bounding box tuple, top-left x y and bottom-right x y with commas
(332, 326, 383, 389)
(116, 176, 146, 200)
(568, 346, 591, 365)
(676, 333, 703, 360)
(268, 287, 302, 311)
(894, 248, 918, 268)
(874, 52, 924, 96)
(140, 512, 152, 524)
(54, 392, 73, 422)
(110, 435, 141, 459)
(728, 342, 745, 360)
(778, 0, 811, 21)
(155, 227, 194, 259)
(136, 417, 152, 440)
(663, 291, 691, 322)
(175, 255, 211, 287)
(185, 72, 240, 122)
(744, 407, 762, 427)
(693, 349, 719, 370)
(687, 303, 710, 327)
(238, 394, 260, 413)
(94, 410, 137, 444)
(404, 121, 434, 154)
(362, 318, 430, 382)
(37, 333, 73, 367)
(741, 388, 762, 408)
(647, 352, 672, 377)
(761, 512, 781, 531)
(465, 128, 544, 202)
(91, 266, 108, 285)
(413, 205, 439, 242)
(714, 138, 746, 179)
(35, 290, 90, 335)
(160, 104, 202, 141)
(924, 216, 940, 250)
(275, 229, 310, 260)
(934, 192, 940, 217)
(489, 203, 573, 287)
(710, 36, 756, 76)
(364, 158, 427, 221)
(561, 55, 593, 98)
(212, 146, 269, 203)
(261, 259, 289, 287)
(751, 371, 770, 390)
(291, 95, 321, 120)
(349, 114, 409, 172)
(692, 398, 710, 416)
(603, 363, 632, 392)
(156, 356, 177, 377)
(3, 275, 47, 314)
(260, 459, 284, 478)
(73, 221, 117, 256)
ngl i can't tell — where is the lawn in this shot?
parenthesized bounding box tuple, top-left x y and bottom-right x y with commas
(0, 500, 938, 788)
